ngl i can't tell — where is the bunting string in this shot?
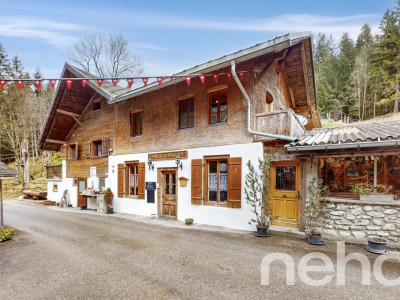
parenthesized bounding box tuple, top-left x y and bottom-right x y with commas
(0, 70, 255, 91)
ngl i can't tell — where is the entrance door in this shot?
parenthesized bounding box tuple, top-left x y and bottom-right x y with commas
(270, 161, 299, 228)
(161, 171, 177, 219)
(77, 178, 87, 207)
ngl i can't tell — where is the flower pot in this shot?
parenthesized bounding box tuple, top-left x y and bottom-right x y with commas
(254, 226, 269, 237)
(80, 205, 87, 210)
(107, 208, 114, 214)
(367, 238, 387, 254)
(44, 200, 51, 205)
(186, 223, 193, 226)
(308, 234, 325, 245)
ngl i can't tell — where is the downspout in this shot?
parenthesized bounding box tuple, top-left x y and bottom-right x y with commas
(230, 60, 298, 142)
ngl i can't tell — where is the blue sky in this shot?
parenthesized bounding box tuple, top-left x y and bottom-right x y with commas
(0, 0, 396, 78)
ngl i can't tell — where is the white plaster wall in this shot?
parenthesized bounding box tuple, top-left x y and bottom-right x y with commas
(46, 160, 77, 206)
(108, 142, 264, 231)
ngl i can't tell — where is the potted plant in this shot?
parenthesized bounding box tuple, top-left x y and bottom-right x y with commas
(104, 188, 114, 214)
(185, 218, 194, 226)
(352, 183, 394, 202)
(303, 177, 331, 245)
(367, 237, 388, 254)
(245, 158, 272, 237)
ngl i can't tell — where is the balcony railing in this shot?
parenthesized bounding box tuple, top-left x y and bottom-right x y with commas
(253, 108, 305, 142)
(46, 165, 62, 179)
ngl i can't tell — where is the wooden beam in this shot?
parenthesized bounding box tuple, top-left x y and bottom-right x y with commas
(82, 92, 98, 115)
(46, 139, 66, 145)
(289, 87, 296, 109)
(255, 49, 288, 85)
(72, 116, 83, 126)
(46, 87, 68, 146)
(56, 109, 82, 119)
(300, 42, 311, 108)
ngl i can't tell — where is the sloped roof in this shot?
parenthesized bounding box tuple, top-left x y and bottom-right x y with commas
(0, 161, 18, 179)
(288, 120, 400, 147)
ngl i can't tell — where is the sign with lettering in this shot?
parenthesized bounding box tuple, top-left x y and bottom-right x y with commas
(145, 182, 157, 190)
(148, 150, 188, 161)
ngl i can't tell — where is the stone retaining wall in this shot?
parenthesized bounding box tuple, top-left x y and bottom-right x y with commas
(322, 199, 400, 246)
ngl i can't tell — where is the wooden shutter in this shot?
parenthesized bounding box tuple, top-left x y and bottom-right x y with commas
(73, 142, 78, 159)
(138, 162, 145, 199)
(60, 145, 67, 159)
(228, 157, 242, 208)
(85, 141, 91, 158)
(191, 159, 203, 205)
(102, 137, 109, 157)
(117, 164, 124, 197)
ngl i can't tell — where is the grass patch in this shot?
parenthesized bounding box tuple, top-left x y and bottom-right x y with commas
(0, 227, 15, 242)
(321, 119, 347, 128)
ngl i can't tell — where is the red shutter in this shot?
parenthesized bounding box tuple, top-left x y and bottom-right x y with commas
(138, 162, 145, 199)
(228, 157, 242, 208)
(118, 164, 124, 197)
(191, 159, 203, 205)
(60, 145, 67, 159)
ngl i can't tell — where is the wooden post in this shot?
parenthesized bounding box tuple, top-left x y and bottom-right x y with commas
(0, 180, 3, 228)
(374, 156, 378, 192)
(21, 139, 30, 190)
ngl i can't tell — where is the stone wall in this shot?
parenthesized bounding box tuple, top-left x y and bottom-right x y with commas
(322, 199, 400, 247)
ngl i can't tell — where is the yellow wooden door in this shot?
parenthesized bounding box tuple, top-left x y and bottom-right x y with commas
(161, 171, 177, 219)
(270, 161, 300, 228)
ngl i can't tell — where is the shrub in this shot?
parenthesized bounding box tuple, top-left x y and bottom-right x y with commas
(0, 227, 15, 242)
(185, 218, 194, 225)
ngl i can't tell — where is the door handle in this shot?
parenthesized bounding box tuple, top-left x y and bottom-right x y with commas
(283, 194, 286, 198)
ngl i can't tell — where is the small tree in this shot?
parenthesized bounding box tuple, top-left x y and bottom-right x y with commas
(245, 158, 272, 228)
(103, 188, 114, 210)
(304, 177, 331, 236)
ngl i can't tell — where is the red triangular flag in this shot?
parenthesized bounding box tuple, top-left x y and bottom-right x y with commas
(0, 80, 6, 89)
(142, 78, 148, 87)
(34, 80, 41, 91)
(112, 79, 119, 86)
(127, 78, 133, 88)
(213, 74, 218, 84)
(66, 80, 73, 89)
(157, 77, 163, 86)
(81, 79, 88, 87)
(238, 72, 245, 81)
(185, 76, 191, 86)
(226, 73, 232, 82)
(97, 79, 104, 87)
(199, 75, 205, 84)
(16, 80, 23, 90)
(169, 76, 177, 81)
(50, 80, 57, 89)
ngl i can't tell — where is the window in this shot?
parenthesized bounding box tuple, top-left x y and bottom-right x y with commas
(209, 89, 227, 124)
(53, 183, 58, 192)
(93, 99, 101, 111)
(266, 91, 274, 112)
(207, 159, 228, 203)
(131, 112, 143, 137)
(179, 98, 194, 129)
(67, 143, 78, 160)
(127, 163, 139, 196)
(92, 140, 102, 157)
(99, 178, 105, 189)
(275, 166, 296, 191)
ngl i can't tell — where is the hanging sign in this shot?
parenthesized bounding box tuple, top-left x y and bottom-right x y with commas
(34, 80, 41, 91)
(185, 76, 191, 86)
(213, 74, 218, 84)
(127, 78, 133, 88)
(157, 77, 163, 86)
(66, 80, 73, 89)
(142, 78, 148, 87)
(81, 79, 88, 87)
(97, 79, 104, 87)
(226, 73, 232, 82)
(50, 80, 57, 88)
(199, 75, 205, 84)
(238, 72, 245, 81)
(16, 80, 23, 90)
(0, 80, 6, 89)
(112, 79, 119, 86)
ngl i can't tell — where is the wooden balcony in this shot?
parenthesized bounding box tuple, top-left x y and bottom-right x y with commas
(253, 109, 305, 142)
(46, 165, 62, 179)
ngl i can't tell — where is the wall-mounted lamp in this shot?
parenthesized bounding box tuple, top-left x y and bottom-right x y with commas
(175, 155, 183, 170)
(148, 158, 154, 171)
(111, 165, 115, 173)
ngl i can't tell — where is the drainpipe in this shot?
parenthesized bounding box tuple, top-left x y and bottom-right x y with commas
(230, 60, 298, 142)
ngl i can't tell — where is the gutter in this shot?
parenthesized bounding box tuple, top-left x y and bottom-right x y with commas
(230, 60, 298, 142)
(285, 140, 400, 152)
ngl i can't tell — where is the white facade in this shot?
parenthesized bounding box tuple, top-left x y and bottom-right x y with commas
(47, 142, 263, 231)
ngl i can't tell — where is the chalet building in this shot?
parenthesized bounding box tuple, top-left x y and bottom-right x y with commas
(38, 32, 321, 232)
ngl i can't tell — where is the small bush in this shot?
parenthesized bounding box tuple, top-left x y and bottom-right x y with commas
(185, 218, 194, 225)
(0, 227, 15, 242)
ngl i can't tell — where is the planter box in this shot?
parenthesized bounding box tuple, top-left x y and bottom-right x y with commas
(360, 194, 394, 202)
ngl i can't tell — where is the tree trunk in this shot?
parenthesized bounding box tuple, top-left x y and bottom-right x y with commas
(394, 82, 399, 113)
(21, 139, 30, 190)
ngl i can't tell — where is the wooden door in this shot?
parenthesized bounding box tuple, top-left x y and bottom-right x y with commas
(270, 161, 300, 228)
(77, 178, 87, 207)
(161, 171, 177, 219)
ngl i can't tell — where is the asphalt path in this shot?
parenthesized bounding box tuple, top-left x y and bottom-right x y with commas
(1, 200, 400, 300)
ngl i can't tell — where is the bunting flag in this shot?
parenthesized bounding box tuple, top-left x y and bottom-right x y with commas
(226, 73, 232, 82)
(50, 80, 57, 89)
(0, 80, 6, 89)
(81, 79, 88, 87)
(142, 78, 148, 87)
(185, 76, 191, 86)
(213, 74, 218, 84)
(112, 79, 119, 86)
(97, 79, 104, 87)
(16, 80, 23, 90)
(169, 76, 177, 81)
(127, 78, 133, 88)
(157, 77, 163, 86)
(238, 72, 245, 81)
(66, 80, 73, 89)
(34, 80, 41, 91)
(199, 75, 205, 84)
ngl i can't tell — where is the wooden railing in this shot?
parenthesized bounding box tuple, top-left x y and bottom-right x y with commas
(46, 165, 62, 179)
(253, 108, 305, 142)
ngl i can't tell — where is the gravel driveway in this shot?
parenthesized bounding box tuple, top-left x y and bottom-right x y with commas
(1, 200, 399, 300)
